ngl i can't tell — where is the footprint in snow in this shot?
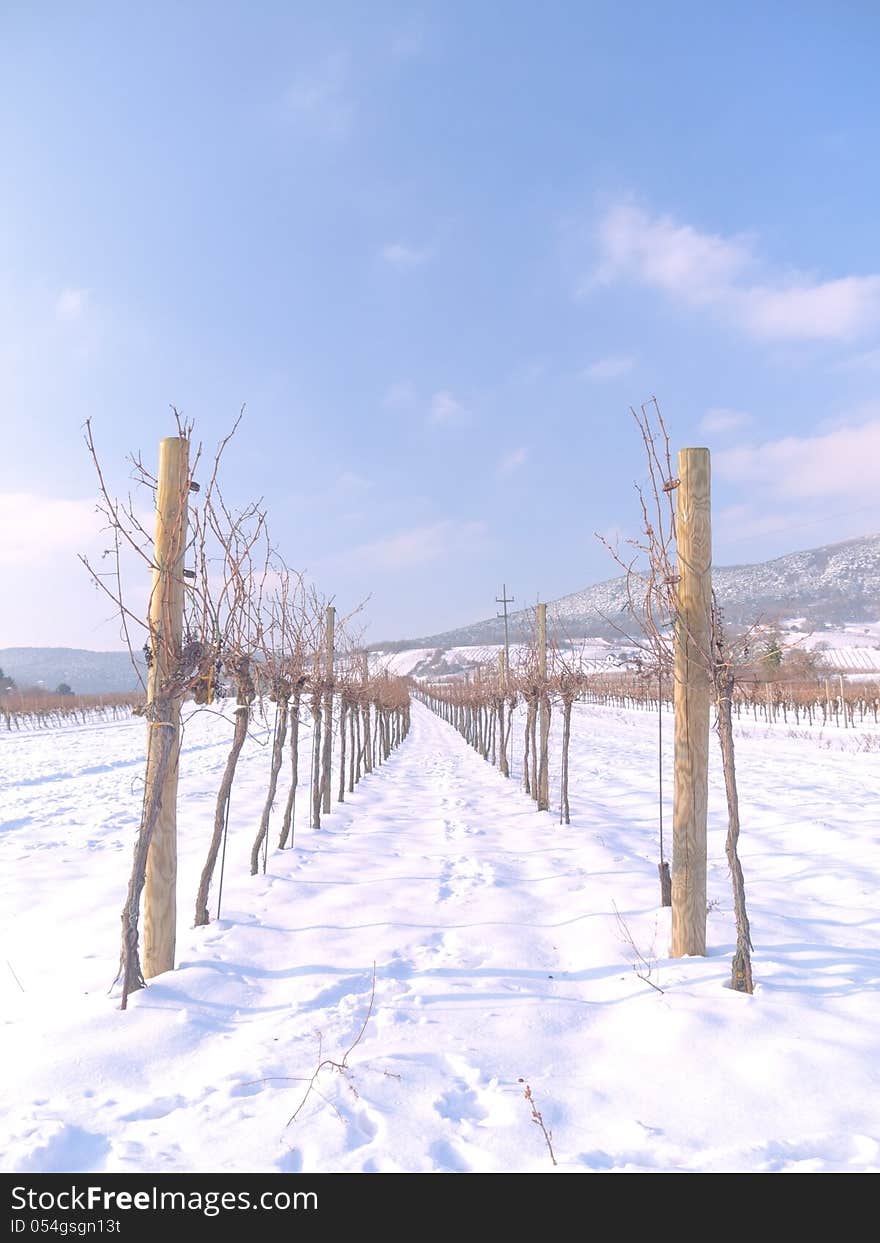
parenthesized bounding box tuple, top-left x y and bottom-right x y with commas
(120, 1095, 187, 1121)
(337, 1104, 379, 1151)
(429, 1138, 471, 1172)
(434, 1080, 488, 1124)
(277, 1146, 303, 1172)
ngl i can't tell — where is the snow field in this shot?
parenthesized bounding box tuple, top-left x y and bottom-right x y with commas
(1, 697, 879, 1173)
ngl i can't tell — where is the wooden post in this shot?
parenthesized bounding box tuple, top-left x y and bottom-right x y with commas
(361, 651, 372, 776)
(143, 436, 189, 979)
(671, 447, 711, 958)
(537, 602, 550, 811)
(321, 606, 335, 814)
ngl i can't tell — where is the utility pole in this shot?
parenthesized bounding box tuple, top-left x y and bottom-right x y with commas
(496, 584, 514, 683)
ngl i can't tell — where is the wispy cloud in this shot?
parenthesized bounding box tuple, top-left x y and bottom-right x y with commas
(383, 379, 417, 409)
(381, 242, 430, 269)
(429, 390, 466, 425)
(593, 202, 880, 343)
(0, 494, 101, 567)
(744, 278, 880, 341)
(348, 520, 488, 572)
(284, 52, 352, 139)
(715, 408, 880, 499)
(498, 446, 527, 474)
(583, 353, 635, 381)
(699, 407, 753, 434)
(593, 203, 751, 304)
(55, 288, 88, 320)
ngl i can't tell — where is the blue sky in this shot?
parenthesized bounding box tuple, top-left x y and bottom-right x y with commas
(2, 2, 880, 648)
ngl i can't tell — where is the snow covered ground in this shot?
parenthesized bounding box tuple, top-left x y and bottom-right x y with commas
(376, 640, 634, 681)
(1, 697, 879, 1173)
(376, 622, 880, 681)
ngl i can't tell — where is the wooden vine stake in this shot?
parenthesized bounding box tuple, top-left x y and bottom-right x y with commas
(143, 436, 189, 979)
(671, 447, 711, 958)
(537, 602, 550, 811)
(321, 605, 336, 815)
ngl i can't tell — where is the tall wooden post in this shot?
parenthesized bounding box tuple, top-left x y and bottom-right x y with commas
(671, 447, 711, 958)
(361, 651, 372, 776)
(321, 605, 335, 814)
(537, 602, 550, 811)
(143, 436, 189, 979)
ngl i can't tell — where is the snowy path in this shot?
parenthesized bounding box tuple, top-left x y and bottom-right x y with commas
(2, 700, 880, 1172)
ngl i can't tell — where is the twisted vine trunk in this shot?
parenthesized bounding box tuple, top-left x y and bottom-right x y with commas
(560, 695, 573, 825)
(278, 688, 302, 849)
(321, 687, 334, 814)
(498, 699, 509, 777)
(529, 699, 538, 801)
(523, 697, 534, 795)
(717, 668, 754, 994)
(504, 697, 515, 777)
(362, 704, 372, 775)
(537, 691, 550, 811)
(353, 702, 361, 786)
(310, 694, 323, 829)
(119, 700, 177, 1008)
(338, 699, 347, 803)
(196, 707, 248, 924)
(196, 662, 254, 926)
(251, 692, 290, 875)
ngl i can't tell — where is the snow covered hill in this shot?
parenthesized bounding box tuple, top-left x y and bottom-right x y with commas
(4, 536, 880, 693)
(376, 533, 880, 653)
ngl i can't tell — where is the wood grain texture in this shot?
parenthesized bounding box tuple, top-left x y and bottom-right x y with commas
(671, 447, 711, 958)
(144, 436, 188, 979)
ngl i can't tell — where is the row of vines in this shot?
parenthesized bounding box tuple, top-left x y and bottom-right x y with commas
(579, 670, 880, 728)
(0, 691, 145, 731)
(80, 416, 412, 1007)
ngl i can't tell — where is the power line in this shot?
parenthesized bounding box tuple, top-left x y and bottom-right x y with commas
(720, 502, 880, 547)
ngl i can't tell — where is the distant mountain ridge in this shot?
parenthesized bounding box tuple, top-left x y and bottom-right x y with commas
(0, 647, 144, 695)
(3, 535, 879, 690)
(377, 533, 880, 652)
